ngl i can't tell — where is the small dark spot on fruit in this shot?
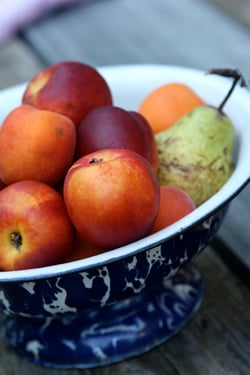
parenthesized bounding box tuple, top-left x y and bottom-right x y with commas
(56, 127, 65, 137)
(89, 157, 103, 164)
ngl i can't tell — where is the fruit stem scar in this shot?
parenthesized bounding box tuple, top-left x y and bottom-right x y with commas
(10, 232, 22, 251)
(89, 157, 103, 164)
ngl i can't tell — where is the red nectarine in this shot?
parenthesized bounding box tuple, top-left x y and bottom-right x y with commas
(0, 180, 75, 271)
(63, 148, 160, 249)
(22, 61, 113, 127)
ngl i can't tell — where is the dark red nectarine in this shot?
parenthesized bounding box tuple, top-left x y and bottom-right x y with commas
(76, 105, 158, 171)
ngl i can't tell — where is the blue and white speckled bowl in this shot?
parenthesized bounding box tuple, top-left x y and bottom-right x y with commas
(0, 65, 249, 369)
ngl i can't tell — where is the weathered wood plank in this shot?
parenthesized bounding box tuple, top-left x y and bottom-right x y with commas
(216, 184, 250, 269)
(160, 247, 250, 375)
(209, 0, 250, 28)
(22, 0, 250, 76)
(0, 39, 44, 90)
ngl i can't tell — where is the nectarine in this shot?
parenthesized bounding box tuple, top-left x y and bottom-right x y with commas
(76, 106, 158, 171)
(0, 104, 76, 186)
(22, 61, 113, 127)
(63, 234, 104, 262)
(64, 148, 160, 249)
(0, 180, 75, 271)
(150, 186, 195, 234)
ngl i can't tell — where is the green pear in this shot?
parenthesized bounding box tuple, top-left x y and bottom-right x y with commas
(155, 68, 246, 207)
(156, 106, 234, 206)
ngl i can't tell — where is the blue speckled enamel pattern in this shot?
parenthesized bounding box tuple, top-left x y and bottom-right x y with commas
(2, 263, 203, 369)
(0, 208, 225, 318)
(0, 207, 226, 368)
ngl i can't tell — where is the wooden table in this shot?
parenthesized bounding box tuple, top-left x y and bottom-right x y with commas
(0, 0, 250, 373)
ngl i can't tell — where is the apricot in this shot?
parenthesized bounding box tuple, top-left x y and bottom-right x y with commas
(139, 82, 204, 133)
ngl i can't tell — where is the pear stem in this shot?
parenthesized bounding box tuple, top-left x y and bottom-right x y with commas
(206, 68, 247, 112)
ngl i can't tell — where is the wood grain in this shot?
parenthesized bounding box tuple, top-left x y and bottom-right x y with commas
(22, 0, 250, 76)
(0, 39, 44, 90)
(209, 0, 250, 28)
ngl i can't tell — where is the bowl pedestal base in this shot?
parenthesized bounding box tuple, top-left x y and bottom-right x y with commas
(1, 262, 203, 369)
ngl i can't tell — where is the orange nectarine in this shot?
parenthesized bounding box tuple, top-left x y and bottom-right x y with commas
(150, 186, 195, 234)
(0, 104, 76, 186)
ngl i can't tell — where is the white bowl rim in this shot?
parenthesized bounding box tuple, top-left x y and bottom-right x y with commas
(0, 63, 249, 282)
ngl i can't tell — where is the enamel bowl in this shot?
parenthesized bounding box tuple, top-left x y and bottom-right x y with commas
(0, 65, 249, 369)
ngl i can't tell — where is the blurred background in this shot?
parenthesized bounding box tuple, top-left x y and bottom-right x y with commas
(0, 0, 250, 87)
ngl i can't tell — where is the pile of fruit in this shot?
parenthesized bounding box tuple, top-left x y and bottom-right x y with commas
(0, 62, 241, 271)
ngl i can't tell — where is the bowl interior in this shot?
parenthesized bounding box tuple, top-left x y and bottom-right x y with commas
(0, 64, 249, 282)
